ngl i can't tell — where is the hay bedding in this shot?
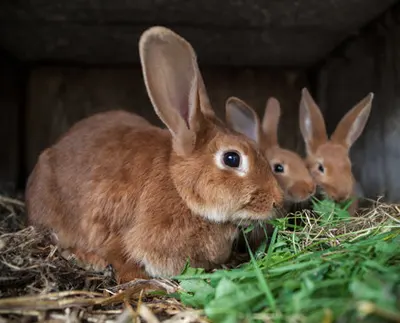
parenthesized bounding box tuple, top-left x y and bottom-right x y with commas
(0, 195, 207, 323)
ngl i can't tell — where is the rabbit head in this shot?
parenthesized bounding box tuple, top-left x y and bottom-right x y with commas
(299, 88, 373, 203)
(139, 26, 284, 223)
(225, 96, 315, 204)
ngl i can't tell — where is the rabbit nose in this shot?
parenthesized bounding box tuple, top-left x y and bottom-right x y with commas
(328, 187, 349, 203)
(290, 181, 314, 200)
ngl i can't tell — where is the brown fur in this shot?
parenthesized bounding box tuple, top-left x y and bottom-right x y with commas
(225, 96, 315, 252)
(25, 26, 283, 283)
(299, 88, 374, 215)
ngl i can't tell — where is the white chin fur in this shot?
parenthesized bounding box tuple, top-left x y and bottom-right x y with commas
(201, 209, 231, 223)
(189, 205, 275, 224)
(230, 209, 277, 222)
(185, 201, 231, 223)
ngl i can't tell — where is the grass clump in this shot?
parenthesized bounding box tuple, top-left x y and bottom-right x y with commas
(173, 199, 400, 323)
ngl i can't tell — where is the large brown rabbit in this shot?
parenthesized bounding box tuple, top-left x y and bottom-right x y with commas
(299, 88, 374, 215)
(25, 26, 283, 283)
(225, 96, 315, 252)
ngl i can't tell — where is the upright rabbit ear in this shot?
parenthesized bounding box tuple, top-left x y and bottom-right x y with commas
(139, 26, 211, 155)
(299, 88, 328, 154)
(197, 71, 216, 119)
(262, 97, 281, 148)
(225, 97, 261, 144)
(331, 93, 374, 149)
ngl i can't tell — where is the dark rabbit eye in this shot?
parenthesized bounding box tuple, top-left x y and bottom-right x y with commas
(273, 163, 284, 173)
(223, 151, 241, 168)
(318, 163, 325, 173)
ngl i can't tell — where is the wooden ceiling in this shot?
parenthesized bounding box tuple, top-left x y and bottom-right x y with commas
(0, 0, 397, 66)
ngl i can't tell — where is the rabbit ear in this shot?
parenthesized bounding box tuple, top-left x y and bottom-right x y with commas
(197, 71, 216, 119)
(299, 88, 328, 154)
(331, 93, 374, 149)
(139, 26, 210, 155)
(225, 97, 261, 144)
(261, 97, 281, 148)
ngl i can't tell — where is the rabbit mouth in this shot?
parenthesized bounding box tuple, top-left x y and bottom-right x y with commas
(316, 186, 329, 199)
(286, 193, 312, 204)
(317, 186, 351, 203)
(285, 183, 316, 203)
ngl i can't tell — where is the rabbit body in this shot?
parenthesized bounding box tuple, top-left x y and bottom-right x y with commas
(27, 111, 239, 281)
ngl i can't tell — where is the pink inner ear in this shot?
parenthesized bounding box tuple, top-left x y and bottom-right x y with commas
(172, 89, 190, 129)
(181, 105, 189, 128)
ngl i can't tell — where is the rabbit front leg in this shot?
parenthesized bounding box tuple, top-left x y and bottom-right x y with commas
(101, 236, 150, 282)
(113, 260, 149, 283)
(65, 247, 109, 271)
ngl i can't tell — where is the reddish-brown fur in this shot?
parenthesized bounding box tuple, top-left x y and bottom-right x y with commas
(25, 26, 282, 283)
(225, 96, 315, 252)
(299, 88, 374, 215)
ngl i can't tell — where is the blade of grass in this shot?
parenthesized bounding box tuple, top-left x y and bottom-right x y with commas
(242, 228, 276, 311)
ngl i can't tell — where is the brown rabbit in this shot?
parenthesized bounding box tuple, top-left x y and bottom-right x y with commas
(225, 96, 315, 252)
(299, 88, 374, 215)
(25, 26, 283, 283)
(226, 96, 316, 204)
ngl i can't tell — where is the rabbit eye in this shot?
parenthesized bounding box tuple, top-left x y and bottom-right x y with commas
(318, 163, 325, 173)
(223, 151, 241, 168)
(273, 163, 284, 173)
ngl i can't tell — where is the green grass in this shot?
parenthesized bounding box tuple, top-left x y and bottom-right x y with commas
(170, 199, 400, 323)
